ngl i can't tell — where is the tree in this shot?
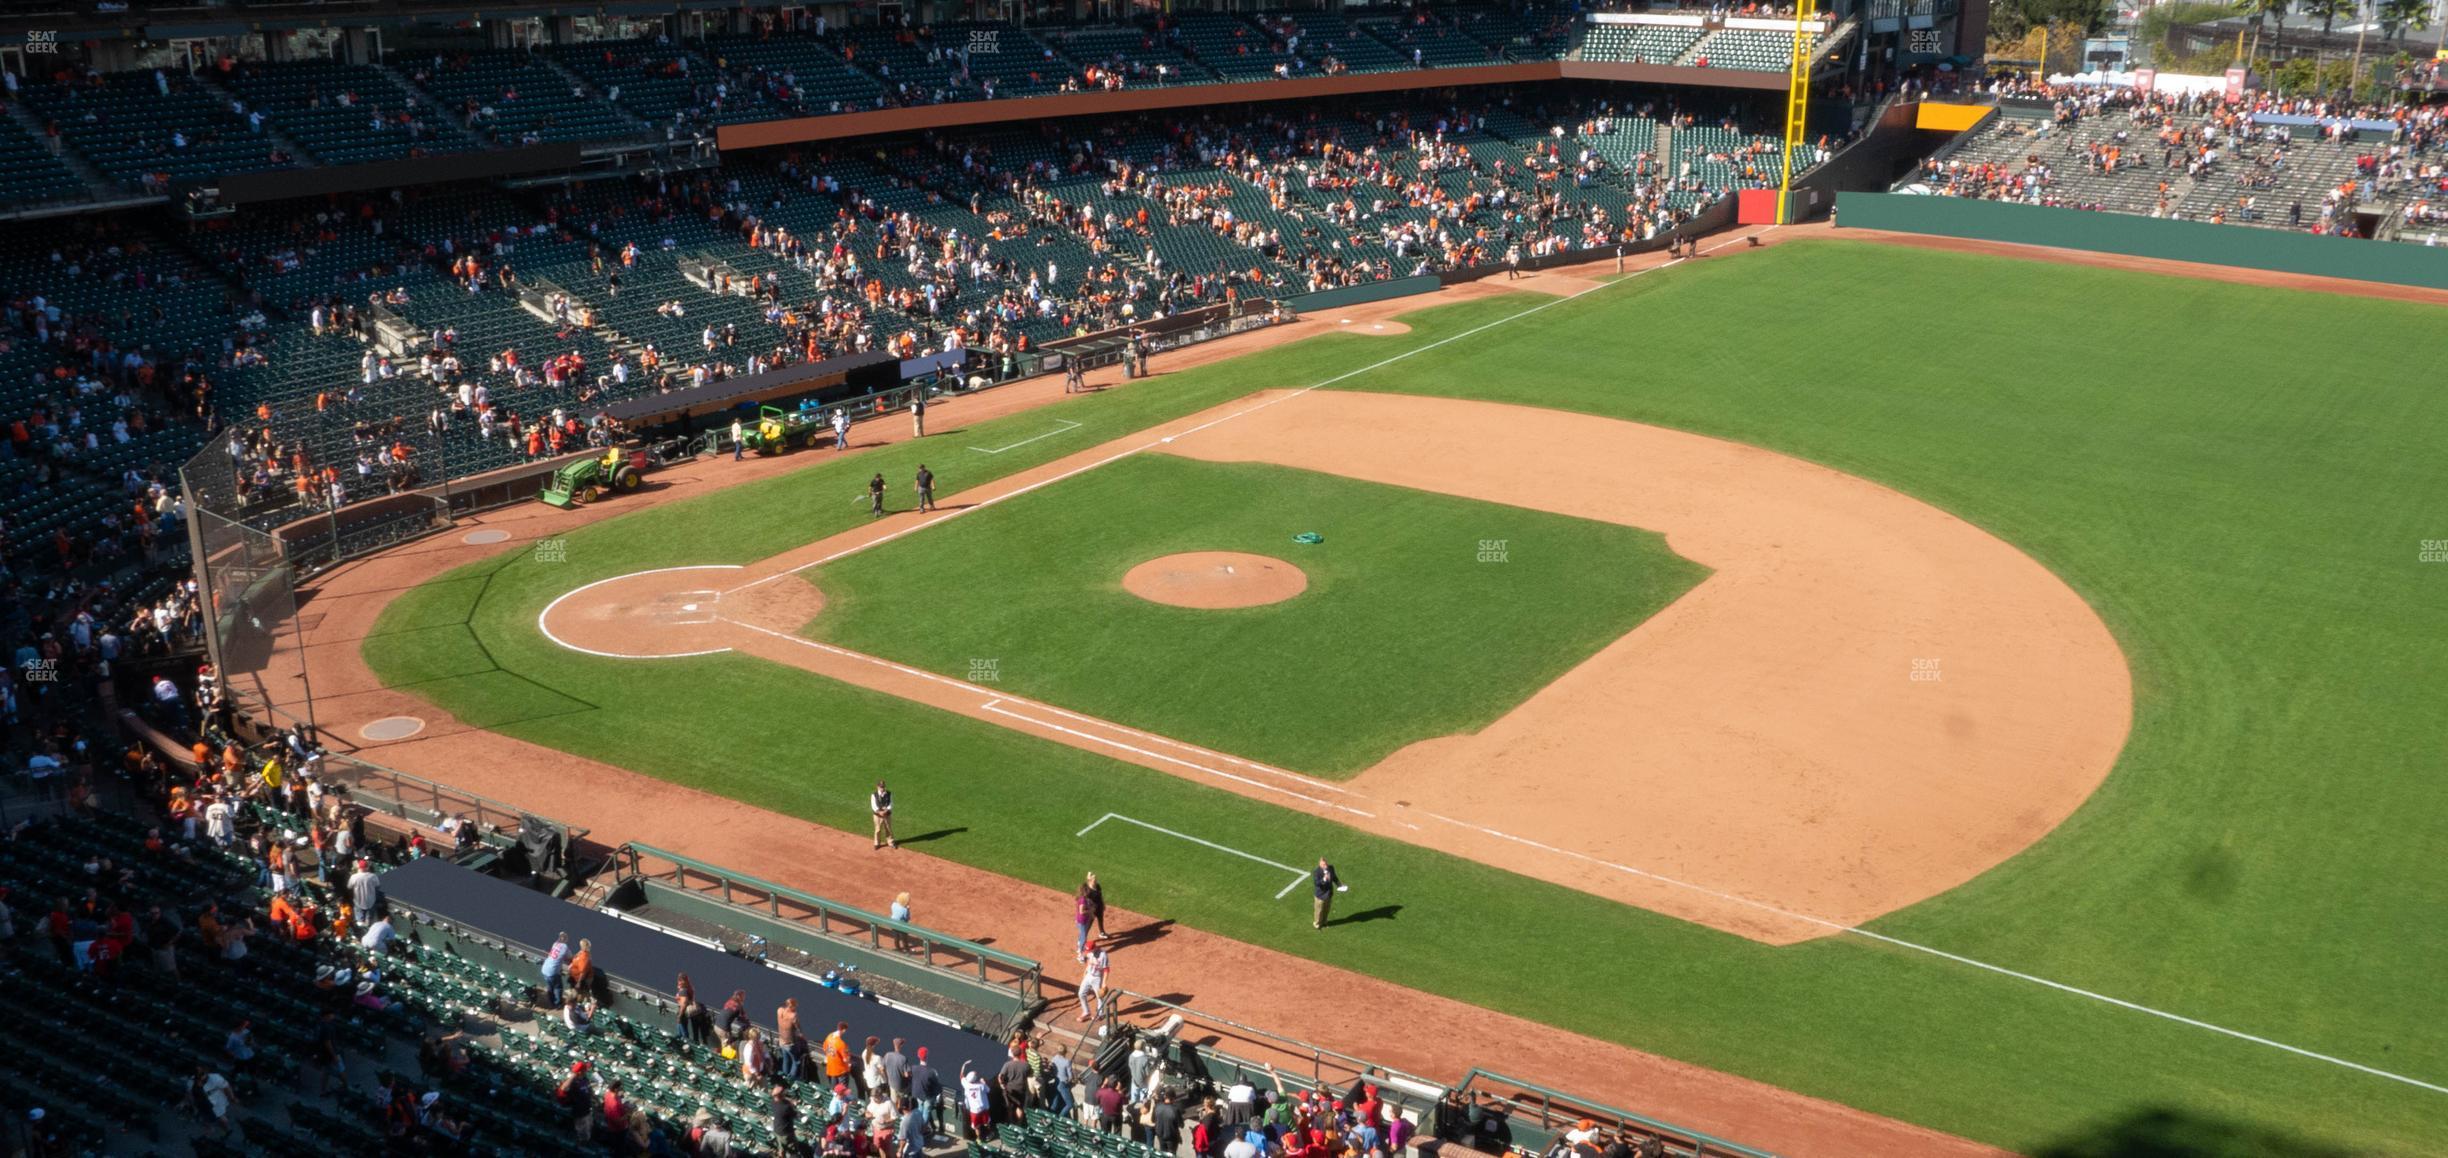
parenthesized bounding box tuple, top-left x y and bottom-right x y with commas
(2021, 0, 2113, 36)
(2243, 0, 2293, 62)
(2136, 0, 2247, 66)
(2377, 0, 2431, 39)
(2297, 0, 2355, 94)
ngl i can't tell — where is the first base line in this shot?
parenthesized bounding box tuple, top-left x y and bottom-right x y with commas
(968, 419, 1082, 455)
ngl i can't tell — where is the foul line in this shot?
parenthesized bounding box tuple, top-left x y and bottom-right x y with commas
(712, 615, 1369, 818)
(985, 700, 1371, 819)
(968, 419, 1082, 454)
(723, 230, 1764, 597)
(1416, 809, 2448, 1097)
(1077, 812, 1311, 900)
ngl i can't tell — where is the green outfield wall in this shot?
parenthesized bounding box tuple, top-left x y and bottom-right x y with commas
(1836, 192, 2448, 291)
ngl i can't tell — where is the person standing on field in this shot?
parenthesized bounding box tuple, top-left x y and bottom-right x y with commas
(1310, 859, 1346, 929)
(867, 472, 888, 519)
(1072, 879, 1096, 960)
(914, 465, 936, 512)
(831, 408, 850, 450)
(1082, 872, 1107, 942)
(871, 781, 896, 850)
(730, 417, 745, 461)
(910, 394, 927, 439)
(1076, 940, 1110, 1023)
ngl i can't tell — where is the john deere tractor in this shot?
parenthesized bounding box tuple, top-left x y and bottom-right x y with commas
(539, 447, 650, 508)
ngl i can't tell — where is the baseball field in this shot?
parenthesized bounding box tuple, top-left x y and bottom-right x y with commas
(360, 236, 2448, 1154)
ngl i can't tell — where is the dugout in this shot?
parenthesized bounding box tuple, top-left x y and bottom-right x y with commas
(599, 349, 903, 443)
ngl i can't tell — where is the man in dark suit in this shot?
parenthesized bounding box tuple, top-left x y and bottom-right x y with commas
(1310, 859, 1345, 929)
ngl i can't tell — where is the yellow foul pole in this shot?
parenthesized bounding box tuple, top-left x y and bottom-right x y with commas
(1777, 0, 1822, 225)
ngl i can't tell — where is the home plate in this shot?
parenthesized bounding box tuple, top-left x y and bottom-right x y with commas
(656, 590, 720, 625)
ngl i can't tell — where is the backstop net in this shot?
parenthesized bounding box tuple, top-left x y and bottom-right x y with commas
(181, 426, 310, 729)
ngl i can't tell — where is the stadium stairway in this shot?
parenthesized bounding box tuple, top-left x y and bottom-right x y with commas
(534, 52, 661, 142)
(186, 71, 320, 176)
(0, 98, 121, 207)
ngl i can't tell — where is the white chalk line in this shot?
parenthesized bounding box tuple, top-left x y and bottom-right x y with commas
(1003, 699, 1346, 794)
(983, 700, 1371, 819)
(709, 614, 1368, 817)
(528, 232, 2448, 1097)
(969, 418, 1083, 454)
(1414, 809, 2448, 1096)
(720, 232, 1753, 598)
(1077, 812, 1310, 900)
(535, 565, 742, 659)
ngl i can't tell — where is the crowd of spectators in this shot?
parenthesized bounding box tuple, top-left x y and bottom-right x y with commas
(1909, 84, 2445, 236)
(135, 86, 1794, 533)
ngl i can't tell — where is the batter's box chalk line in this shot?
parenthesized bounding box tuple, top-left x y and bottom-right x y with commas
(1076, 812, 1311, 900)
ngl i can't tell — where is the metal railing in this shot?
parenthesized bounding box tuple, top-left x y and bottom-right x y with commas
(1100, 988, 1442, 1104)
(1456, 1069, 1780, 1158)
(1862, 0, 1960, 20)
(315, 749, 588, 851)
(611, 842, 1041, 1001)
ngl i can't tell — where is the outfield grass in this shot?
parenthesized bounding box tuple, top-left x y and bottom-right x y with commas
(803, 455, 1704, 774)
(365, 239, 2448, 1154)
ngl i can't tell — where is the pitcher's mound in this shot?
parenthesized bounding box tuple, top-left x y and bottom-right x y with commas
(1123, 552, 1307, 609)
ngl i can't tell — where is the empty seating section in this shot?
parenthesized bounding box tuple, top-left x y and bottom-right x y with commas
(20, 71, 289, 191)
(840, 25, 964, 101)
(1450, 4, 1578, 59)
(1687, 28, 1798, 72)
(1580, 23, 1706, 66)
(0, 116, 87, 204)
(552, 39, 711, 126)
(701, 33, 884, 114)
(1280, 13, 1408, 75)
(1173, 15, 1305, 82)
(222, 60, 476, 166)
(398, 49, 638, 144)
(1041, 25, 1215, 85)
(945, 24, 1073, 98)
(1357, 16, 1498, 69)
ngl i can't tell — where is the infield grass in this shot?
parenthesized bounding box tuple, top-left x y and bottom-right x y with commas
(803, 455, 1705, 775)
(366, 238, 2448, 1154)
